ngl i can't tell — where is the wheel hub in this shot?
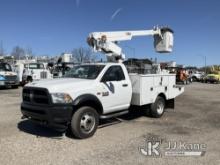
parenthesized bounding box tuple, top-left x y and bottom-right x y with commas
(157, 102, 164, 115)
(80, 113, 95, 133)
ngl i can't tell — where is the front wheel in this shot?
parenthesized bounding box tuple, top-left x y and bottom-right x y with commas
(150, 96, 165, 118)
(70, 106, 99, 139)
(11, 85, 18, 89)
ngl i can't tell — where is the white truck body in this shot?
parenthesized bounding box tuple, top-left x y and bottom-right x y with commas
(130, 73, 183, 106)
(25, 63, 183, 114)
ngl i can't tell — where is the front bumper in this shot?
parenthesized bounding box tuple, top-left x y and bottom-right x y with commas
(0, 80, 19, 87)
(206, 78, 219, 83)
(21, 102, 73, 132)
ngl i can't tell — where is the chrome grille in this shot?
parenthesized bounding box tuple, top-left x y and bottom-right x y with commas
(5, 75, 17, 81)
(40, 72, 47, 79)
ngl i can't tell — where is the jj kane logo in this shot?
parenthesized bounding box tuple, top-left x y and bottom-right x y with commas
(139, 139, 161, 157)
(139, 137, 206, 157)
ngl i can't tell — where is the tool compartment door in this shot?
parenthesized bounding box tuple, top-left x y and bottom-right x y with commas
(130, 74, 154, 106)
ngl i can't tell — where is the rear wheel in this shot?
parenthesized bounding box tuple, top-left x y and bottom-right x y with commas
(150, 96, 165, 118)
(70, 106, 99, 139)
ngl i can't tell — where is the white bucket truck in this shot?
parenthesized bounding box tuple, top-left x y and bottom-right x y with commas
(21, 26, 184, 139)
(22, 62, 53, 85)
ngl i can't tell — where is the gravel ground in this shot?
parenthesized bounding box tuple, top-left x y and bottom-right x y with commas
(0, 83, 220, 165)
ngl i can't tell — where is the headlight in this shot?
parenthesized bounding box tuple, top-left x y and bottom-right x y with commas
(0, 75, 5, 81)
(51, 93, 73, 104)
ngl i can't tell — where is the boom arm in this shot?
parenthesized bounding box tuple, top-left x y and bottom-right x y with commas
(87, 27, 174, 62)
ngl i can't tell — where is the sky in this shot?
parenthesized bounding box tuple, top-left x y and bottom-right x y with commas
(0, 0, 220, 66)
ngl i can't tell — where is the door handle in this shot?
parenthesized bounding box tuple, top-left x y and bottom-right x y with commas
(122, 84, 128, 87)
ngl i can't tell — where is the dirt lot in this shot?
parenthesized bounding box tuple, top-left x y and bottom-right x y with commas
(0, 83, 219, 165)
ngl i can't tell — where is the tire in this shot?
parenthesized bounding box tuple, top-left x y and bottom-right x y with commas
(27, 77, 33, 84)
(12, 85, 18, 89)
(150, 96, 165, 118)
(70, 106, 99, 139)
(186, 80, 189, 85)
(183, 80, 187, 85)
(192, 77, 197, 82)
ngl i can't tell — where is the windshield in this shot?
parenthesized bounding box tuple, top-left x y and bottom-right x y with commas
(0, 63, 12, 71)
(24, 63, 44, 69)
(64, 65, 105, 79)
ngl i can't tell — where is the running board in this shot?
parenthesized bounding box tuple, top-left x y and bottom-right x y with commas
(100, 110, 129, 119)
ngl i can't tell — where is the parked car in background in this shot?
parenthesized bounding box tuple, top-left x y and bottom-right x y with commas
(204, 74, 220, 83)
(190, 71, 204, 82)
(202, 66, 220, 84)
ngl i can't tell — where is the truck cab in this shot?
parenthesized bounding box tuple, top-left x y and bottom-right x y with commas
(22, 63, 53, 84)
(21, 63, 183, 139)
(0, 62, 19, 88)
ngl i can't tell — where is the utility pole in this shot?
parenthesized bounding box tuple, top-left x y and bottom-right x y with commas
(0, 41, 4, 56)
(198, 55, 207, 74)
(204, 56, 206, 74)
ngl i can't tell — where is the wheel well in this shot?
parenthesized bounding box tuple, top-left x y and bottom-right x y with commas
(158, 93, 175, 109)
(192, 76, 197, 79)
(158, 93, 166, 101)
(73, 100, 103, 115)
(27, 76, 33, 80)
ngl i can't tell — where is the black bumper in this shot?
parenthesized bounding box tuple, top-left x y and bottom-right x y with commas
(21, 102, 73, 132)
(207, 79, 219, 83)
(0, 80, 19, 87)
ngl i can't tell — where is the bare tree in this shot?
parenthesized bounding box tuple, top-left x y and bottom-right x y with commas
(72, 47, 97, 63)
(25, 47, 34, 59)
(26, 47, 33, 56)
(11, 46, 25, 60)
(0, 41, 5, 56)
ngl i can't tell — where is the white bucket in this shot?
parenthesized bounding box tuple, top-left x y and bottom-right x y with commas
(154, 28, 174, 53)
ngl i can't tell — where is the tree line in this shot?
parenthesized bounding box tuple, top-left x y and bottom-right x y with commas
(0, 41, 97, 63)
